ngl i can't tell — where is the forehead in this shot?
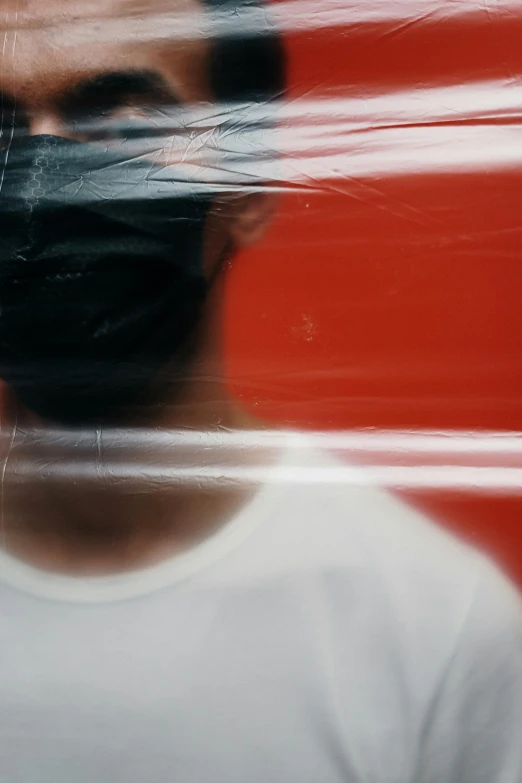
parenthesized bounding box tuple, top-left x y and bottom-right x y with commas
(0, 0, 212, 102)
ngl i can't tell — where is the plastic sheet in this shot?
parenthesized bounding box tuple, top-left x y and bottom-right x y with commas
(0, 1, 522, 781)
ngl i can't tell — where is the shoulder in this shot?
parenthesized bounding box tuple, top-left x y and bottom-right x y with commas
(254, 437, 522, 671)
(263, 439, 488, 594)
(235, 435, 522, 780)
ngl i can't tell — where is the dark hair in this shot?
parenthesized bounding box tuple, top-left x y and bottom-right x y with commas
(202, 0, 286, 104)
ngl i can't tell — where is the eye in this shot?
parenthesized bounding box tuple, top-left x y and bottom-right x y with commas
(71, 107, 163, 143)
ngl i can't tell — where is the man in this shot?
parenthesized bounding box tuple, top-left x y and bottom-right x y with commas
(0, 1, 521, 782)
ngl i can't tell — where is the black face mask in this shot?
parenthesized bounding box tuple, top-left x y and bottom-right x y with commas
(0, 134, 212, 424)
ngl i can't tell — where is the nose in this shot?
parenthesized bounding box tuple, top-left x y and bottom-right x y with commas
(29, 113, 76, 140)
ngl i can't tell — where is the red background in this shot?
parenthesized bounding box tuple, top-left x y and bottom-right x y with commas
(226, 1, 522, 585)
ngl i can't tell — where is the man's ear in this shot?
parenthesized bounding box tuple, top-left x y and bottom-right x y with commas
(202, 191, 279, 279)
(227, 191, 279, 248)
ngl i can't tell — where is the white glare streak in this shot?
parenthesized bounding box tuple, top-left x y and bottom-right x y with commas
(11, 427, 522, 455)
(64, 80, 522, 189)
(6, 430, 522, 493)
(10, 461, 522, 495)
(6, 80, 522, 195)
(39, 0, 522, 47)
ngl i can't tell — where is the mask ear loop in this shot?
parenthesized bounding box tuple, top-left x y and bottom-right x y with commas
(207, 238, 234, 291)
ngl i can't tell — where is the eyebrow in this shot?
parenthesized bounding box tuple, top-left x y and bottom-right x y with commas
(61, 70, 181, 112)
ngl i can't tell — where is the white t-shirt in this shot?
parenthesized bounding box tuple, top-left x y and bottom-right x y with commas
(0, 443, 521, 783)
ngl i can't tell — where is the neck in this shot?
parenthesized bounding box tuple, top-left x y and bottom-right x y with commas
(0, 393, 266, 576)
(0, 312, 271, 576)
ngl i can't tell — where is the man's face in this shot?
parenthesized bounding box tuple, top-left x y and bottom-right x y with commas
(0, 0, 274, 277)
(0, 0, 276, 424)
(0, 0, 222, 422)
(0, 0, 247, 281)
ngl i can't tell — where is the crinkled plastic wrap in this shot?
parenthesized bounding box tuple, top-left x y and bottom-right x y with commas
(0, 1, 522, 781)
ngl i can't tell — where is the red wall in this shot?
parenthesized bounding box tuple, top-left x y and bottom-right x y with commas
(226, 0, 522, 585)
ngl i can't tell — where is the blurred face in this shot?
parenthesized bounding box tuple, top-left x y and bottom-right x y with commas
(0, 0, 274, 423)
